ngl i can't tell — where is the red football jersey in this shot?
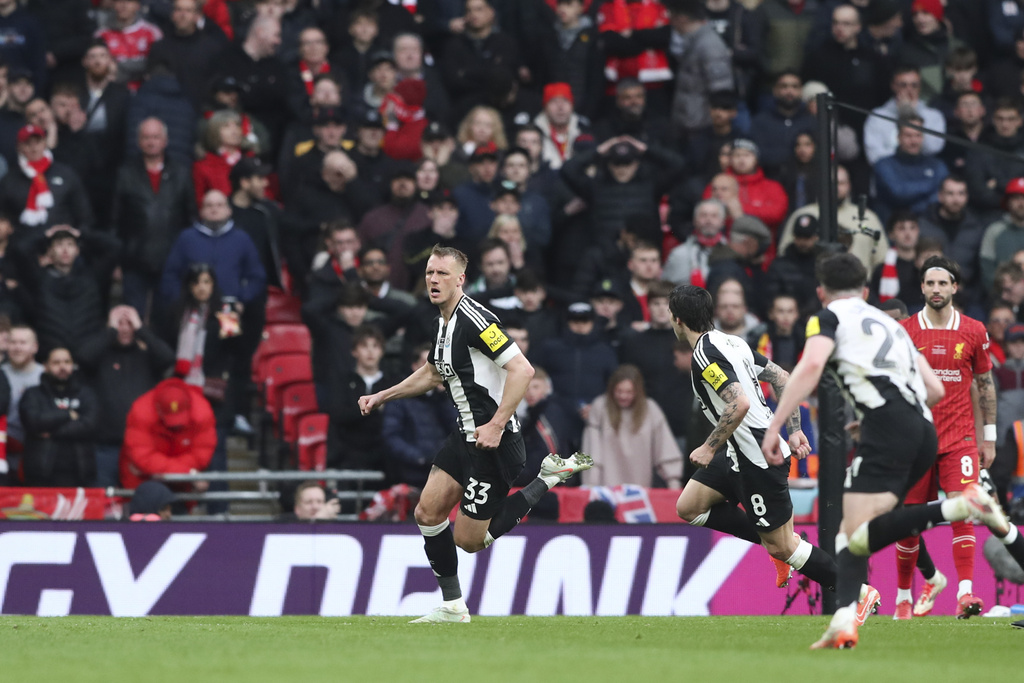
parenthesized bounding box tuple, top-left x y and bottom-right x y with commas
(902, 309, 992, 453)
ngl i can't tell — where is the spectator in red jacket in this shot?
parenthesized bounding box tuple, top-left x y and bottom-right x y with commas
(703, 138, 789, 233)
(120, 374, 216, 490)
(192, 110, 254, 204)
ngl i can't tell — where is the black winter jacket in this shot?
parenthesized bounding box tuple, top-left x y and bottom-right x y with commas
(560, 146, 686, 246)
(112, 158, 195, 275)
(14, 230, 120, 357)
(76, 327, 176, 444)
(210, 44, 288, 145)
(965, 130, 1024, 212)
(147, 30, 226, 109)
(20, 373, 98, 487)
(0, 159, 94, 232)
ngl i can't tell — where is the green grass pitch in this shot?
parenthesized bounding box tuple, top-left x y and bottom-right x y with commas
(1, 616, 1020, 683)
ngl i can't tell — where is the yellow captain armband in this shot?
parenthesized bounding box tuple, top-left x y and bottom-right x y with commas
(701, 362, 728, 391)
(479, 324, 508, 352)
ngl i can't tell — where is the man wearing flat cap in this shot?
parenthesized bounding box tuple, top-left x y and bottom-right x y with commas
(707, 215, 773, 318)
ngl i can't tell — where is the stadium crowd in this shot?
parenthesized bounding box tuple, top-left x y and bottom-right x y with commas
(0, 0, 1022, 519)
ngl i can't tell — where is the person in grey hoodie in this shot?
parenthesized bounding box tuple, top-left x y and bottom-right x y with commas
(665, 0, 735, 139)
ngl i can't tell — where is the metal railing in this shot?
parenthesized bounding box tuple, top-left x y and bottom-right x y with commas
(154, 468, 385, 494)
(111, 469, 386, 518)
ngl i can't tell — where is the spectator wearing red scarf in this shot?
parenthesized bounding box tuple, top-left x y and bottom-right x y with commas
(16, 125, 53, 227)
(663, 199, 729, 289)
(0, 124, 94, 231)
(534, 83, 592, 170)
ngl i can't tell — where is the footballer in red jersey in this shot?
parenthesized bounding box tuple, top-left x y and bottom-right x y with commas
(895, 256, 997, 619)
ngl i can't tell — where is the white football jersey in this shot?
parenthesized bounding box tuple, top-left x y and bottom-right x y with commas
(691, 329, 790, 469)
(806, 297, 931, 422)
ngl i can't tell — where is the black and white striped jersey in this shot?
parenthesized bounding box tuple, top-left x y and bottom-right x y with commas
(691, 330, 790, 469)
(805, 297, 931, 422)
(428, 294, 522, 442)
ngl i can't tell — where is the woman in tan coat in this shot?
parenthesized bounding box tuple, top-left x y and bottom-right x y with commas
(582, 365, 683, 489)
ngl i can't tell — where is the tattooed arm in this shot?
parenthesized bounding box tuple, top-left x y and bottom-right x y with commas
(759, 360, 803, 435)
(973, 370, 997, 468)
(706, 383, 750, 450)
(689, 383, 749, 468)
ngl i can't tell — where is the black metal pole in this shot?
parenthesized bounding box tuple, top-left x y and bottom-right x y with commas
(816, 372, 846, 615)
(815, 92, 837, 244)
(814, 90, 845, 615)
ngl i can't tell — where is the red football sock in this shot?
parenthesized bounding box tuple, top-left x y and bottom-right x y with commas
(950, 521, 976, 586)
(895, 536, 919, 590)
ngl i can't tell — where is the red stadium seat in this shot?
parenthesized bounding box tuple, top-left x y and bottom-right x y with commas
(262, 353, 314, 417)
(264, 287, 303, 325)
(251, 324, 312, 383)
(267, 324, 311, 352)
(297, 413, 329, 471)
(258, 354, 314, 468)
(280, 381, 320, 444)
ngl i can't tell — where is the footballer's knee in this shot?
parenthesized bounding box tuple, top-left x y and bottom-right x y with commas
(676, 495, 703, 523)
(414, 503, 447, 527)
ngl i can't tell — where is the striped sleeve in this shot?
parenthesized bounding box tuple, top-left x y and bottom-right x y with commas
(693, 337, 739, 396)
(427, 316, 440, 366)
(459, 297, 519, 364)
